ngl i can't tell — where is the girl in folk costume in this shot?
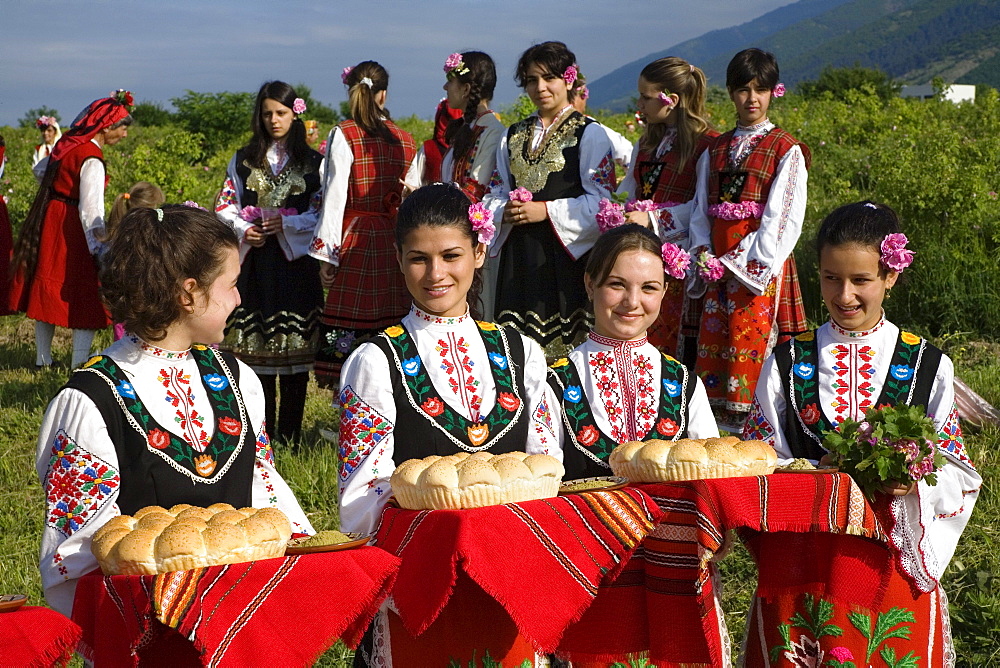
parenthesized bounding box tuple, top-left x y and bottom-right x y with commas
(311, 61, 417, 387)
(340, 185, 559, 666)
(403, 98, 463, 189)
(688, 48, 810, 415)
(439, 50, 506, 319)
(32, 115, 62, 175)
(216, 81, 325, 444)
(35, 206, 313, 617)
(483, 41, 616, 352)
(9, 91, 134, 368)
(548, 224, 718, 480)
(742, 202, 980, 665)
(617, 57, 718, 360)
(0, 134, 12, 316)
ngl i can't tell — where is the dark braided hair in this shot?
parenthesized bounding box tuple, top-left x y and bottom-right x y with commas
(444, 51, 497, 178)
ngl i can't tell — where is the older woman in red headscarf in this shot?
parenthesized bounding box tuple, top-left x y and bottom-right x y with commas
(9, 90, 134, 368)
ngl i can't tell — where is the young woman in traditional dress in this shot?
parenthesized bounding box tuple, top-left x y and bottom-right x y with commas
(35, 205, 313, 617)
(9, 91, 134, 368)
(32, 115, 61, 176)
(483, 41, 615, 353)
(617, 57, 717, 362)
(688, 48, 810, 417)
(311, 61, 417, 387)
(742, 201, 980, 664)
(215, 81, 325, 444)
(547, 224, 718, 480)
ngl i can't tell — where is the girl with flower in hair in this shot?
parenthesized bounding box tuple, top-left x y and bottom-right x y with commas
(35, 205, 313, 618)
(616, 56, 718, 361)
(742, 201, 980, 663)
(32, 115, 61, 177)
(484, 41, 616, 353)
(338, 184, 559, 664)
(9, 91, 134, 368)
(311, 61, 417, 388)
(547, 224, 718, 479)
(688, 48, 810, 418)
(216, 80, 325, 445)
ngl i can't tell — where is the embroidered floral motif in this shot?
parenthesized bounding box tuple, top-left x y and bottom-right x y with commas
(255, 425, 274, 466)
(309, 236, 341, 264)
(45, 431, 120, 537)
(829, 344, 877, 423)
(160, 367, 209, 452)
(742, 398, 775, 444)
(216, 178, 238, 212)
(338, 386, 392, 480)
(436, 334, 482, 420)
(937, 404, 972, 467)
(591, 152, 616, 192)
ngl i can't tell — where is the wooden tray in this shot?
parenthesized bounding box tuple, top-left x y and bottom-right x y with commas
(285, 533, 370, 555)
(776, 466, 839, 474)
(0, 594, 27, 613)
(559, 476, 629, 495)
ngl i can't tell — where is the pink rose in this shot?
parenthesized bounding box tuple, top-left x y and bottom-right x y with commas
(773, 83, 786, 97)
(444, 53, 466, 74)
(661, 243, 691, 280)
(563, 65, 578, 87)
(292, 98, 307, 114)
(509, 187, 533, 203)
(658, 91, 675, 108)
(626, 199, 658, 212)
(595, 198, 625, 233)
(468, 202, 495, 245)
(880, 232, 914, 272)
(697, 252, 725, 282)
(239, 205, 262, 223)
(341, 66, 353, 84)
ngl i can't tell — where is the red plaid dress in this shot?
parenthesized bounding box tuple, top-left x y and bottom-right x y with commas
(696, 128, 810, 410)
(632, 131, 718, 358)
(315, 120, 416, 388)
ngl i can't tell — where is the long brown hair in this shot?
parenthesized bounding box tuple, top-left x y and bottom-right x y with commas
(638, 57, 711, 169)
(344, 61, 396, 142)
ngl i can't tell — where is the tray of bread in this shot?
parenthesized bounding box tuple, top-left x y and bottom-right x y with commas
(285, 530, 369, 555)
(91, 503, 292, 575)
(390, 451, 565, 510)
(609, 436, 778, 482)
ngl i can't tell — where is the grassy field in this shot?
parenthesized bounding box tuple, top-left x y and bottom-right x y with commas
(0, 314, 996, 666)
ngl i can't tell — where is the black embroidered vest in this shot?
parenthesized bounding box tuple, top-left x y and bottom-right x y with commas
(370, 322, 530, 463)
(62, 348, 255, 515)
(506, 112, 591, 202)
(547, 352, 696, 479)
(234, 147, 324, 213)
(773, 329, 943, 459)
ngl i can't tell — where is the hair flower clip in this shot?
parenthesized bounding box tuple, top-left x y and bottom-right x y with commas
(444, 53, 470, 77)
(468, 202, 495, 245)
(292, 98, 307, 114)
(182, 200, 208, 211)
(772, 83, 786, 98)
(109, 88, 135, 111)
(36, 115, 57, 128)
(661, 243, 691, 280)
(658, 91, 676, 109)
(880, 233, 914, 273)
(579, 86, 590, 101)
(563, 65, 578, 87)
(341, 66, 354, 84)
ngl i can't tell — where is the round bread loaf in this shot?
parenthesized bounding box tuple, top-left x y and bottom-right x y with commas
(390, 452, 565, 510)
(90, 505, 293, 575)
(610, 438, 780, 481)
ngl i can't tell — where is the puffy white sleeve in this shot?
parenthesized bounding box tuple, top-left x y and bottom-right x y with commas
(891, 354, 982, 589)
(545, 123, 615, 261)
(603, 125, 634, 169)
(615, 142, 641, 199)
(741, 353, 788, 459)
(336, 342, 397, 534)
(482, 131, 513, 258)
(36, 388, 123, 617)
(215, 155, 256, 258)
(309, 127, 353, 266)
(686, 375, 720, 439)
(685, 151, 713, 299)
(403, 146, 426, 192)
(276, 181, 323, 262)
(520, 335, 562, 460)
(463, 118, 505, 199)
(238, 361, 314, 534)
(78, 157, 106, 256)
(718, 145, 807, 295)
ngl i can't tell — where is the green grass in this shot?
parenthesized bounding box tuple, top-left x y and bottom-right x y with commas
(1, 314, 996, 666)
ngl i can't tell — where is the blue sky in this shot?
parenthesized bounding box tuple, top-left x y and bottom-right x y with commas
(1, 0, 791, 126)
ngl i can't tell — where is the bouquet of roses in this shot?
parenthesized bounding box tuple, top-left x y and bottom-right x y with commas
(822, 404, 944, 498)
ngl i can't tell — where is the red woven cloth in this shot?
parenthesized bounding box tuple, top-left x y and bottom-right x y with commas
(559, 473, 892, 666)
(71, 547, 399, 667)
(372, 488, 663, 654)
(0, 605, 81, 667)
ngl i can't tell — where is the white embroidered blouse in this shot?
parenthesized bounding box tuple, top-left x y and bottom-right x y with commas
(549, 332, 719, 447)
(688, 120, 808, 297)
(36, 336, 314, 616)
(336, 305, 561, 534)
(744, 317, 981, 590)
(482, 106, 616, 261)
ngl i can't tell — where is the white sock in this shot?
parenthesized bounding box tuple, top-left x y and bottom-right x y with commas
(35, 321, 56, 366)
(71, 329, 97, 368)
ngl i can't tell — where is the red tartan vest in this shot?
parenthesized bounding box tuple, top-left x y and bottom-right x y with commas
(706, 127, 810, 205)
(339, 119, 417, 215)
(632, 130, 718, 204)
